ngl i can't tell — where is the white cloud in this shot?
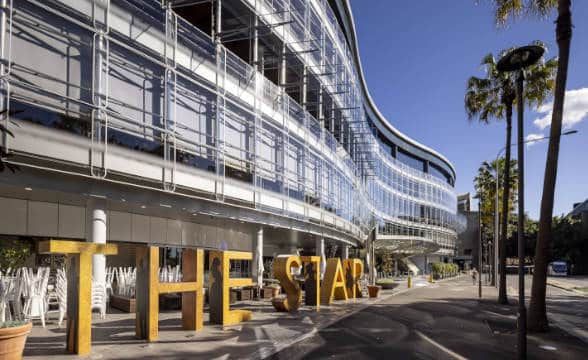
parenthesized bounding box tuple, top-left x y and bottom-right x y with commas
(525, 133, 545, 147)
(533, 88, 588, 130)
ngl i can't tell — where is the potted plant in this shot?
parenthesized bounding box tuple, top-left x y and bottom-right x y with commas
(376, 278, 398, 290)
(266, 283, 281, 298)
(0, 320, 32, 360)
(367, 284, 381, 298)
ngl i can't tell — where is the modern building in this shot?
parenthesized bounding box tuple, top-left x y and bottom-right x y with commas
(0, 0, 459, 280)
(457, 193, 471, 213)
(454, 193, 478, 271)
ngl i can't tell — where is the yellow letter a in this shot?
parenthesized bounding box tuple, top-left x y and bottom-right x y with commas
(320, 258, 348, 305)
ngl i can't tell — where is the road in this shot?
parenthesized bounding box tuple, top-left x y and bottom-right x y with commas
(269, 277, 587, 359)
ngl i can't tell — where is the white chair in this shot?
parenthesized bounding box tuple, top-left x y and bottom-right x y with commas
(7, 268, 26, 321)
(91, 282, 107, 319)
(23, 267, 50, 327)
(105, 267, 115, 302)
(45, 268, 67, 327)
(0, 274, 13, 322)
(57, 268, 67, 326)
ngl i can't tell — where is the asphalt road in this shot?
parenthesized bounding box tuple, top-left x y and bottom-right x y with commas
(269, 277, 587, 360)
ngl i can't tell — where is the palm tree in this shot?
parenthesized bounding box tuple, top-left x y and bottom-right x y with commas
(473, 159, 518, 286)
(487, 0, 572, 333)
(466, 55, 512, 296)
(465, 50, 556, 304)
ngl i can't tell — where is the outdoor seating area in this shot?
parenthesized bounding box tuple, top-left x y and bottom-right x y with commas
(0, 264, 211, 329)
(0, 267, 60, 328)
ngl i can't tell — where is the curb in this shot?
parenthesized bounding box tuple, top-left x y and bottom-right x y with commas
(546, 281, 587, 296)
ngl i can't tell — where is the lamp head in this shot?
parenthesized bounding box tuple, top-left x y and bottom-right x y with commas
(497, 45, 545, 72)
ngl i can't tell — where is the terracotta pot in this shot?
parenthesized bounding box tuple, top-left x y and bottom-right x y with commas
(367, 285, 382, 298)
(0, 322, 32, 360)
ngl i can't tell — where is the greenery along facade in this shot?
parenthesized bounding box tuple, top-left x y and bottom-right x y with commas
(0, 0, 460, 256)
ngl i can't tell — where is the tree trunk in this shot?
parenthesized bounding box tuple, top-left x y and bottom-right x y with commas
(528, 0, 572, 333)
(498, 104, 512, 305)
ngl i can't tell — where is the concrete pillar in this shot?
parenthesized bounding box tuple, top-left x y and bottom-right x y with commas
(252, 227, 264, 287)
(316, 237, 326, 279)
(87, 201, 107, 284)
(342, 245, 349, 259)
(425, 255, 428, 274)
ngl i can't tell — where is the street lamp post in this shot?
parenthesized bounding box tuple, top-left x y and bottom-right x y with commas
(493, 129, 577, 291)
(478, 193, 482, 298)
(497, 45, 544, 360)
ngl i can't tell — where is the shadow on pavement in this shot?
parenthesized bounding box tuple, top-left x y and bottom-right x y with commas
(269, 296, 586, 360)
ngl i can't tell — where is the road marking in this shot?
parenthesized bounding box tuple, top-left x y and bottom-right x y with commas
(539, 345, 557, 351)
(414, 330, 468, 360)
(482, 310, 515, 319)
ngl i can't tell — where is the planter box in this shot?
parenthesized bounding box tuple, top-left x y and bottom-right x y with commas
(271, 296, 288, 312)
(237, 287, 253, 301)
(367, 285, 382, 298)
(0, 322, 32, 360)
(377, 282, 399, 290)
(110, 294, 136, 313)
(261, 287, 279, 299)
(230, 289, 238, 304)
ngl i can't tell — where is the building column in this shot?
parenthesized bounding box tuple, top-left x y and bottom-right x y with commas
(316, 237, 326, 279)
(342, 245, 349, 259)
(425, 255, 428, 274)
(87, 200, 107, 284)
(252, 227, 264, 287)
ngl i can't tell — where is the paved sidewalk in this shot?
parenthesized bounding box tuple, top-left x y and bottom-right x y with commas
(505, 275, 588, 345)
(271, 277, 586, 360)
(23, 276, 432, 359)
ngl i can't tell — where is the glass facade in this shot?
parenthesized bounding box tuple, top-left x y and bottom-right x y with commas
(2, 0, 458, 254)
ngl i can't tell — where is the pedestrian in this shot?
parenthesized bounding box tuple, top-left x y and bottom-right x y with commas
(471, 267, 477, 285)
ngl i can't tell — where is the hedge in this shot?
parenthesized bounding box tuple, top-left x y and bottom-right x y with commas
(430, 262, 459, 279)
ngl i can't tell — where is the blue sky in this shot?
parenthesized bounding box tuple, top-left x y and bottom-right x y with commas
(351, 0, 588, 219)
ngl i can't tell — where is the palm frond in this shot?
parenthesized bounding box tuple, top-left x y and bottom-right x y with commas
(493, 0, 525, 26)
(527, 0, 558, 18)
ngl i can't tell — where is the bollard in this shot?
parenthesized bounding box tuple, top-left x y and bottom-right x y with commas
(407, 274, 412, 289)
(429, 273, 434, 284)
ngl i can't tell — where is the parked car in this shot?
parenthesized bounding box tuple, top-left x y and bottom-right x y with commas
(548, 261, 568, 277)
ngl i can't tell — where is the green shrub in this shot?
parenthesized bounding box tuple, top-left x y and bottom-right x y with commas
(376, 278, 395, 284)
(0, 320, 28, 329)
(430, 262, 458, 278)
